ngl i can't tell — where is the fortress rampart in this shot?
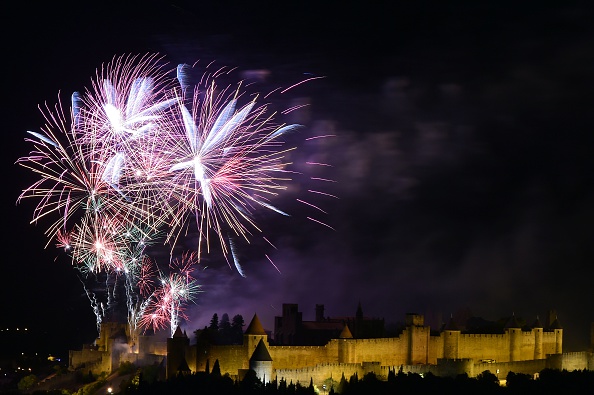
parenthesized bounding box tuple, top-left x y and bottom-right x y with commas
(547, 351, 594, 371)
(174, 312, 574, 387)
(69, 312, 593, 390)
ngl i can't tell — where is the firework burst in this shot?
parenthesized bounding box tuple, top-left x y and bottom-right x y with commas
(16, 53, 335, 337)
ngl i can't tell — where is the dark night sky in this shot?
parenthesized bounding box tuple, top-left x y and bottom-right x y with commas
(3, 1, 594, 357)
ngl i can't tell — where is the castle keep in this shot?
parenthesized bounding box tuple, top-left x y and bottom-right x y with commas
(69, 303, 594, 388)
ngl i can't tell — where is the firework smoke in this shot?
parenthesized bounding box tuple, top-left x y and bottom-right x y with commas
(16, 53, 334, 337)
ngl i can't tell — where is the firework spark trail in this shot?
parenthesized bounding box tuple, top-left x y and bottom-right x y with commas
(139, 252, 201, 336)
(79, 276, 105, 332)
(265, 254, 281, 274)
(16, 53, 334, 336)
(163, 63, 305, 259)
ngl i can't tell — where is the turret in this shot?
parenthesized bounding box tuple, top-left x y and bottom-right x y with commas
(337, 324, 354, 363)
(167, 326, 190, 379)
(405, 313, 429, 364)
(532, 316, 543, 359)
(244, 314, 268, 363)
(249, 338, 273, 383)
(443, 315, 460, 359)
(505, 314, 521, 362)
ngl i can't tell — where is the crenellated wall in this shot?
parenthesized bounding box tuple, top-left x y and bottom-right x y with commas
(270, 345, 330, 369)
(207, 344, 251, 373)
(457, 333, 510, 361)
(190, 321, 565, 380)
(72, 314, 582, 385)
(69, 347, 108, 372)
(547, 351, 594, 371)
(275, 362, 368, 386)
(541, 331, 558, 356)
(69, 322, 168, 376)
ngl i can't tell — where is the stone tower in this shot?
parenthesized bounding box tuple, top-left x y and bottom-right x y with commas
(443, 315, 460, 359)
(249, 338, 273, 383)
(337, 324, 354, 363)
(505, 314, 522, 362)
(405, 313, 430, 364)
(532, 316, 544, 359)
(549, 316, 563, 354)
(244, 313, 268, 365)
(167, 326, 190, 379)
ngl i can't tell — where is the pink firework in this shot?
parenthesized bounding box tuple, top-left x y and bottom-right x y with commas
(163, 63, 304, 260)
(139, 251, 201, 335)
(17, 53, 334, 335)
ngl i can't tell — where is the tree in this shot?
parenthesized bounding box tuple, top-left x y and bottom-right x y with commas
(476, 370, 500, 390)
(387, 368, 397, 383)
(17, 374, 38, 391)
(211, 359, 221, 378)
(337, 373, 348, 394)
(219, 313, 232, 343)
(348, 372, 358, 385)
(231, 314, 245, 344)
(209, 313, 219, 331)
(240, 369, 262, 394)
(323, 376, 338, 393)
(209, 313, 220, 343)
(506, 371, 532, 392)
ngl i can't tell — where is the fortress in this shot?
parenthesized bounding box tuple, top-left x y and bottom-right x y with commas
(69, 303, 594, 388)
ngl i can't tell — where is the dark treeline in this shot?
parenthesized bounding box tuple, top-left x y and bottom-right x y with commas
(114, 366, 594, 395)
(193, 313, 246, 345)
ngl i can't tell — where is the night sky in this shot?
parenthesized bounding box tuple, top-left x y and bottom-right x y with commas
(3, 1, 594, 358)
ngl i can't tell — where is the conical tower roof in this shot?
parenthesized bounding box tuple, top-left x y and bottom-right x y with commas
(549, 316, 563, 330)
(339, 324, 353, 339)
(250, 338, 272, 362)
(444, 315, 459, 331)
(245, 313, 267, 335)
(505, 313, 521, 329)
(532, 316, 543, 329)
(173, 326, 186, 338)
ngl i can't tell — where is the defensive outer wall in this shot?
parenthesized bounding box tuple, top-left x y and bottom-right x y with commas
(69, 313, 594, 389)
(167, 313, 593, 387)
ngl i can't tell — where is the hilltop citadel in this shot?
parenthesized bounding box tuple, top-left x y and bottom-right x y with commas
(69, 303, 594, 387)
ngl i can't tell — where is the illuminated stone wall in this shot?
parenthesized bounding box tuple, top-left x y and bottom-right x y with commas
(71, 314, 573, 382)
(184, 316, 564, 381)
(547, 351, 594, 371)
(456, 333, 511, 362)
(269, 345, 330, 368)
(69, 347, 107, 371)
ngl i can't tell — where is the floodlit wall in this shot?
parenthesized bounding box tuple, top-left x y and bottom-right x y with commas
(69, 347, 107, 372)
(457, 333, 511, 362)
(547, 351, 594, 371)
(207, 344, 250, 373)
(270, 345, 330, 369)
(71, 315, 580, 383)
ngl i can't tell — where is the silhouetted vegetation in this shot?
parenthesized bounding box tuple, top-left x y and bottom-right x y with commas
(6, 367, 593, 394)
(193, 313, 245, 345)
(114, 368, 594, 395)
